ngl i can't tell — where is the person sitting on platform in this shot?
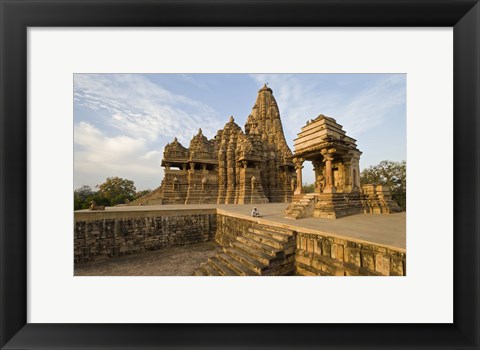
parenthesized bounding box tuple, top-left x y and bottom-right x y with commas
(251, 207, 260, 218)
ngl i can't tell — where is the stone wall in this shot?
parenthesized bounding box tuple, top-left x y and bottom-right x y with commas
(74, 209, 216, 263)
(75, 209, 406, 277)
(215, 212, 256, 246)
(294, 231, 406, 276)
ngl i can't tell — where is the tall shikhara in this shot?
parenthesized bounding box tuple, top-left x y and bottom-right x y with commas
(136, 84, 296, 206)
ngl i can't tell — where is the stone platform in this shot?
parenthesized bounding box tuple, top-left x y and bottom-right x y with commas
(78, 203, 406, 250)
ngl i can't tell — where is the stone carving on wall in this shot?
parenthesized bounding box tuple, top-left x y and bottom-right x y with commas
(140, 84, 296, 205)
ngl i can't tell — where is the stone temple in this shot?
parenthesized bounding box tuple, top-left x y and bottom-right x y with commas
(137, 84, 296, 205)
(133, 84, 400, 219)
(76, 83, 406, 277)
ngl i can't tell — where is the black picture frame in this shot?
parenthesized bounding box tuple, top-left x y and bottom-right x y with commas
(1, 1, 479, 349)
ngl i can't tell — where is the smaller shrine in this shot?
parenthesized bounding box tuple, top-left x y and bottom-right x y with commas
(285, 115, 400, 219)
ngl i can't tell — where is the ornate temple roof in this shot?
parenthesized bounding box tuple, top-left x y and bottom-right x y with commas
(160, 85, 294, 168)
(294, 114, 361, 160)
(215, 116, 243, 148)
(245, 84, 293, 165)
(163, 137, 188, 160)
(188, 128, 216, 162)
(258, 83, 273, 94)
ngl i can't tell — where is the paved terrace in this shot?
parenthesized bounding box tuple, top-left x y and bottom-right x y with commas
(77, 203, 406, 250)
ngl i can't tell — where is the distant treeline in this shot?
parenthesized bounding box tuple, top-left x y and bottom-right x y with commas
(74, 176, 151, 210)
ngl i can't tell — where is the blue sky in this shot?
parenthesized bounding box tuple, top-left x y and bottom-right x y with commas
(74, 74, 406, 191)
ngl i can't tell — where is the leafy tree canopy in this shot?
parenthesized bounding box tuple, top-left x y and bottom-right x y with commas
(302, 183, 315, 194)
(96, 177, 136, 201)
(74, 177, 137, 210)
(74, 185, 94, 201)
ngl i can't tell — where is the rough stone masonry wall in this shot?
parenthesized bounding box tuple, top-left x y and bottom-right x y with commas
(74, 210, 216, 263)
(295, 232, 406, 276)
(75, 209, 405, 277)
(215, 212, 256, 246)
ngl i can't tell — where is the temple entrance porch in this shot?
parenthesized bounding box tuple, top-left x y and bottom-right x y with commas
(285, 114, 400, 219)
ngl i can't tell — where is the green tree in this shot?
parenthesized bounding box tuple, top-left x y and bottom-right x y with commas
(302, 183, 315, 193)
(96, 177, 136, 205)
(74, 185, 94, 200)
(361, 160, 406, 210)
(74, 185, 111, 210)
(74, 185, 94, 210)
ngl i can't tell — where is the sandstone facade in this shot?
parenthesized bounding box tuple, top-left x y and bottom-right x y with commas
(75, 209, 406, 276)
(134, 85, 296, 205)
(74, 210, 216, 263)
(294, 231, 405, 276)
(285, 115, 401, 219)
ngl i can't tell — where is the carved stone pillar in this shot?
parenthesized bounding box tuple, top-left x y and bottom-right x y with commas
(312, 160, 321, 179)
(293, 157, 304, 195)
(336, 163, 345, 192)
(226, 146, 236, 204)
(312, 160, 323, 193)
(217, 149, 226, 204)
(323, 154, 336, 193)
(351, 155, 361, 189)
(343, 160, 353, 193)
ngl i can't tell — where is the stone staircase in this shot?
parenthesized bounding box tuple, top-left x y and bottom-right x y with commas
(193, 224, 296, 276)
(284, 193, 318, 219)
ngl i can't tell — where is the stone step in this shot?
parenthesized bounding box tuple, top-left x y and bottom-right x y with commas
(201, 261, 222, 276)
(224, 247, 268, 274)
(232, 242, 272, 265)
(255, 224, 294, 236)
(193, 267, 207, 276)
(236, 236, 282, 257)
(244, 231, 286, 249)
(209, 256, 239, 276)
(249, 227, 293, 241)
(217, 252, 258, 276)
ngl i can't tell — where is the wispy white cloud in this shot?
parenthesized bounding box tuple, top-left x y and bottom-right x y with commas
(74, 122, 163, 190)
(179, 74, 209, 90)
(250, 74, 405, 140)
(74, 74, 405, 190)
(74, 74, 222, 143)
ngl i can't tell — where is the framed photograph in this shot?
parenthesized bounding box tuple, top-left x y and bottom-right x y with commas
(1, 0, 479, 349)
